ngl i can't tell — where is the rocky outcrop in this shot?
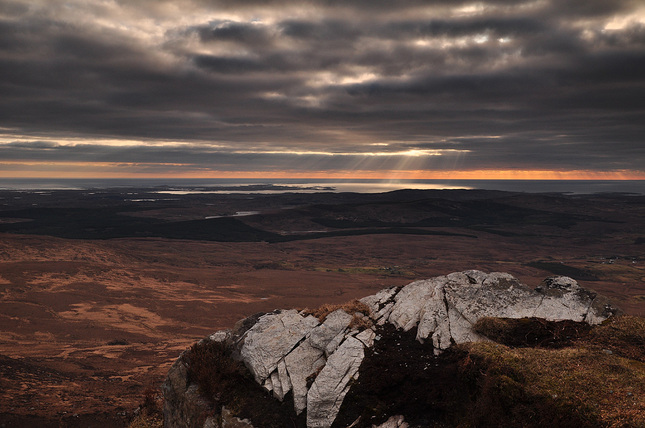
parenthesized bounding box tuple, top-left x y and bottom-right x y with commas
(240, 309, 320, 387)
(374, 271, 614, 354)
(163, 271, 617, 428)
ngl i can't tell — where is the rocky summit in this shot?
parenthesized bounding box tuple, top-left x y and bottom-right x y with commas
(163, 270, 617, 428)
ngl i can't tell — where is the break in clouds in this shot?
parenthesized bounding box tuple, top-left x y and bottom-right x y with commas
(0, 0, 644, 174)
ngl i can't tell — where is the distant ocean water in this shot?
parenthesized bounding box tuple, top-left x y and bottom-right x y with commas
(0, 178, 643, 195)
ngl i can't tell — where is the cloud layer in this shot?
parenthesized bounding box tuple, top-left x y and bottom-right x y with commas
(1, 0, 644, 176)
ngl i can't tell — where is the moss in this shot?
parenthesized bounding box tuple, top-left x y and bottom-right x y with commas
(186, 340, 247, 398)
(458, 343, 603, 427)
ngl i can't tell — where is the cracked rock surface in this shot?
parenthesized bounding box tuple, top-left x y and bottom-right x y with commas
(164, 271, 617, 428)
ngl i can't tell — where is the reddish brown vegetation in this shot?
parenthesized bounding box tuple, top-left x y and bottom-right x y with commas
(0, 189, 643, 425)
(473, 317, 593, 348)
(337, 316, 645, 428)
(303, 299, 372, 322)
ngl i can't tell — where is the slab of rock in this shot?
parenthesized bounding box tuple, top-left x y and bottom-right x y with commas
(416, 282, 451, 351)
(306, 336, 366, 428)
(324, 329, 348, 357)
(388, 279, 440, 331)
(355, 328, 376, 347)
(360, 287, 398, 324)
(284, 340, 326, 414)
(309, 309, 353, 351)
(239, 309, 319, 383)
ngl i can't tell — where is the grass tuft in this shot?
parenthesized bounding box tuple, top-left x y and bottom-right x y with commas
(302, 299, 372, 322)
(585, 315, 645, 361)
(185, 339, 250, 399)
(460, 315, 645, 428)
(128, 387, 163, 428)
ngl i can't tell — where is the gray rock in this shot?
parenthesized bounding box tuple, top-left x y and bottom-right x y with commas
(355, 328, 376, 347)
(416, 283, 451, 351)
(164, 270, 618, 428)
(532, 276, 599, 321)
(306, 336, 365, 428)
(263, 360, 293, 400)
(209, 330, 231, 343)
(309, 310, 353, 351)
(284, 340, 326, 414)
(444, 271, 539, 321)
(388, 278, 443, 331)
(324, 329, 348, 356)
(361, 287, 398, 324)
(269, 371, 283, 399)
(414, 271, 611, 351)
(276, 359, 292, 400)
(239, 310, 319, 383)
(374, 302, 395, 325)
(203, 416, 218, 428)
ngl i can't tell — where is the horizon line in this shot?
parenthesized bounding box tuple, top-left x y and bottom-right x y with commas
(1, 169, 644, 181)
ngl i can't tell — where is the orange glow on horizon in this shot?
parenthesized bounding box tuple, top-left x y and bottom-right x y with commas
(0, 162, 644, 181)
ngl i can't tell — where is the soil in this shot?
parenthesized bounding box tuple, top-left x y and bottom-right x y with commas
(0, 188, 642, 426)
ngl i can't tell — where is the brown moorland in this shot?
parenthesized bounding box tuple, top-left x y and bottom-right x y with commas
(0, 188, 642, 426)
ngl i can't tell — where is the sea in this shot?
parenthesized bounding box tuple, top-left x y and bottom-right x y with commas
(0, 178, 643, 195)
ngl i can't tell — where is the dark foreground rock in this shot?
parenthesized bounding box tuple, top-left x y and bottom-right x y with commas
(163, 270, 619, 428)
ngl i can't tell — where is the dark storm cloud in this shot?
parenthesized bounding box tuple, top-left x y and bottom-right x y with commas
(194, 21, 272, 44)
(0, 0, 644, 174)
(200, 0, 527, 10)
(380, 17, 547, 39)
(0, 140, 470, 172)
(193, 54, 268, 73)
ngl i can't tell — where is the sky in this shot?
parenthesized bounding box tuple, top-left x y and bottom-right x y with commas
(0, 0, 644, 180)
